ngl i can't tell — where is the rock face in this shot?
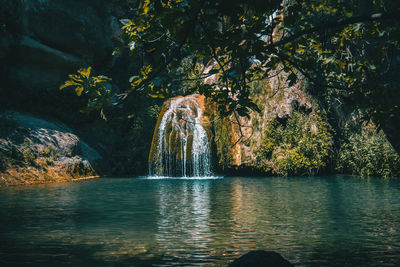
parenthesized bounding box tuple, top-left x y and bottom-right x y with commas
(0, 0, 140, 179)
(0, 0, 137, 118)
(0, 0, 120, 91)
(0, 111, 102, 186)
(212, 69, 314, 173)
(228, 250, 294, 267)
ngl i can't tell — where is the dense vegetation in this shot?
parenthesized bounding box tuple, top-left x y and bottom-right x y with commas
(337, 122, 400, 177)
(254, 110, 333, 176)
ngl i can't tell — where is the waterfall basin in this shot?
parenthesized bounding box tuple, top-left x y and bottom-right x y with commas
(0, 175, 399, 266)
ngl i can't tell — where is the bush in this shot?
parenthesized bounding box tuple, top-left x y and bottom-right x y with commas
(336, 123, 400, 178)
(214, 118, 234, 170)
(254, 109, 334, 176)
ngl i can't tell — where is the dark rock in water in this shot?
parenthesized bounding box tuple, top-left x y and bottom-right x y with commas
(228, 250, 294, 267)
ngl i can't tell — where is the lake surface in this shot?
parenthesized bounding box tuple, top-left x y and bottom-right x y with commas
(0, 176, 399, 266)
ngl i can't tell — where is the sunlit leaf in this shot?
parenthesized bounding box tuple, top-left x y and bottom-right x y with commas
(77, 67, 91, 78)
(75, 86, 84, 96)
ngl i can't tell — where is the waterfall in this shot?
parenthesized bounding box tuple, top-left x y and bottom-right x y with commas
(149, 95, 212, 177)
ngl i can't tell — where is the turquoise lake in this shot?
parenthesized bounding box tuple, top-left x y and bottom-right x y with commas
(0, 176, 399, 266)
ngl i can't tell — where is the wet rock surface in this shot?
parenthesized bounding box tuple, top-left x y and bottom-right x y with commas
(0, 111, 102, 185)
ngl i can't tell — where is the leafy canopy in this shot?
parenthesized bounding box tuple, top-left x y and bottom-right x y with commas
(119, 0, 282, 117)
(115, 0, 399, 122)
(62, 0, 400, 128)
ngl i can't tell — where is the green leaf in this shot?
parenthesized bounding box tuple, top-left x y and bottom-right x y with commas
(59, 80, 78, 90)
(77, 67, 91, 78)
(287, 72, 297, 87)
(248, 102, 261, 113)
(120, 19, 131, 26)
(129, 76, 140, 83)
(75, 86, 84, 96)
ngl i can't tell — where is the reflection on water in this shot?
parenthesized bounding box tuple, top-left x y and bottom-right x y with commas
(156, 181, 213, 264)
(0, 176, 399, 266)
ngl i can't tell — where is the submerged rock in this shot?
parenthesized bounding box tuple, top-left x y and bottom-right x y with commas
(228, 250, 294, 267)
(0, 111, 102, 186)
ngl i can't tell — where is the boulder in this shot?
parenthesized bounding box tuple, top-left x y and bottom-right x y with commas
(0, 111, 102, 186)
(228, 250, 294, 267)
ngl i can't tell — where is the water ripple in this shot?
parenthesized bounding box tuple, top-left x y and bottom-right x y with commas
(0, 176, 399, 266)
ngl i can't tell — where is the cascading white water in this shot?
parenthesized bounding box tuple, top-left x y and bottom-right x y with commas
(149, 95, 212, 177)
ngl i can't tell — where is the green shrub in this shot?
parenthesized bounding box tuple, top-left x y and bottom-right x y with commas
(254, 109, 334, 176)
(336, 123, 400, 178)
(147, 105, 161, 120)
(214, 118, 234, 170)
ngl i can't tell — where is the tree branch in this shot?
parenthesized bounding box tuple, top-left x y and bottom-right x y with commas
(265, 10, 400, 51)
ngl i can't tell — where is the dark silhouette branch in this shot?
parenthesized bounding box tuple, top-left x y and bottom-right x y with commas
(265, 10, 400, 51)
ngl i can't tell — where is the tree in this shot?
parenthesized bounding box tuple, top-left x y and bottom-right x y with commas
(62, 0, 400, 152)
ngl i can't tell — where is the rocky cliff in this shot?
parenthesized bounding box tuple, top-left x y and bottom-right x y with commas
(1, 0, 123, 90)
(0, 0, 145, 183)
(211, 67, 399, 177)
(210, 69, 327, 175)
(0, 0, 139, 116)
